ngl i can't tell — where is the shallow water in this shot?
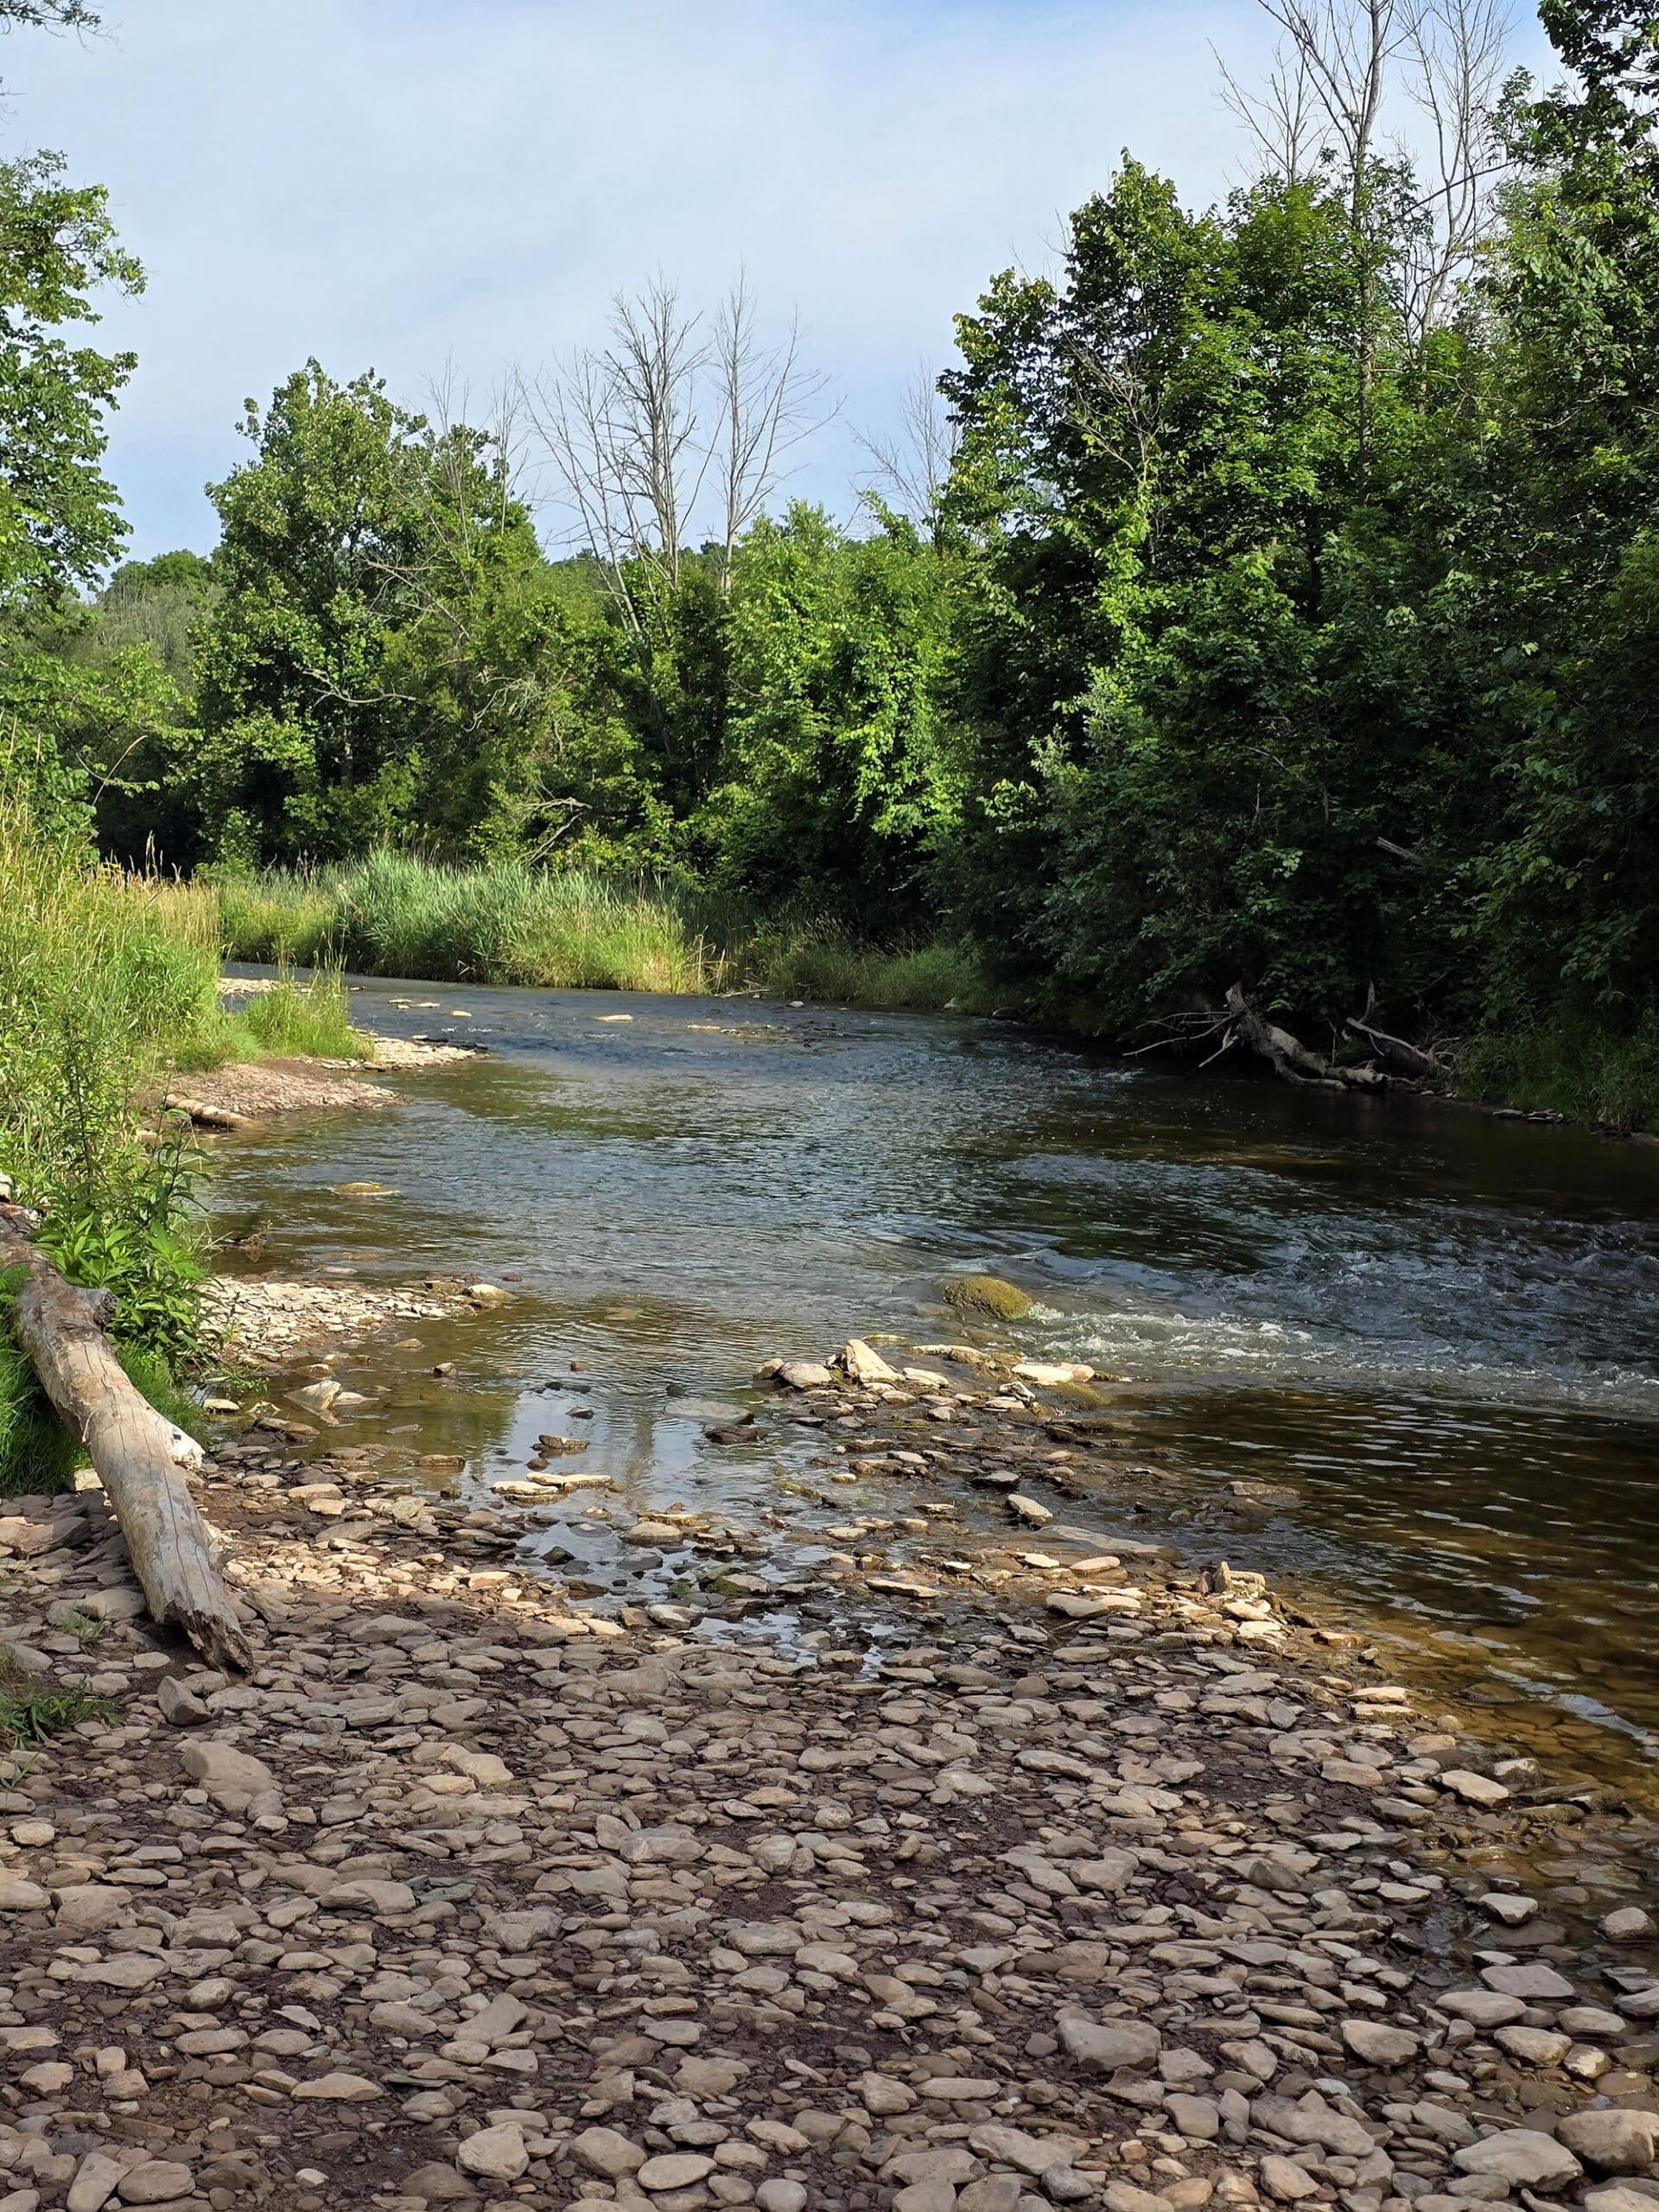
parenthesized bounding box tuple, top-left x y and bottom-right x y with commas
(211, 971, 1659, 1787)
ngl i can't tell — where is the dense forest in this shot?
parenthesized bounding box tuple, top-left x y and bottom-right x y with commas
(11, 0, 1659, 1122)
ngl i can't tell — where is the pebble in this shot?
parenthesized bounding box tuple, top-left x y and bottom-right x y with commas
(0, 1324, 1648, 2212)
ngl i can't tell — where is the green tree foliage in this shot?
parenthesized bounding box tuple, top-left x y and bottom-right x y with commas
(0, 151, 140, 611)
(1466, 5, 1659, 1032)
(938, 158, 1495, 1024)
(700, 505, 959, 924)
(193, 365, 684, 868)
(41, 0, 1659, 1126)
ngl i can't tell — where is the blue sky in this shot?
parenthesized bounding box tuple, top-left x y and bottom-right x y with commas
(10, 0, 1553, 563)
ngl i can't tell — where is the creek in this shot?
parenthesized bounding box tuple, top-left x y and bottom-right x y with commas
(210, 973, 1659, 1800)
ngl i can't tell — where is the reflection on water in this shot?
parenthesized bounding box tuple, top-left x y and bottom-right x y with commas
(212, 969, 1659, 1782)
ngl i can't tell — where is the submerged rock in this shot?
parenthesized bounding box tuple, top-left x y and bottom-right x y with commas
(943, 1273, 1033, 1319)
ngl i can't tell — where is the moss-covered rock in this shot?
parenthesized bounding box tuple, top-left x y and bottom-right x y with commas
(942, 1274, 1033, 1321)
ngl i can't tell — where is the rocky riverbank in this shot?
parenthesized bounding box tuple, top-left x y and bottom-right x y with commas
(0, 1326, 1656, 2212)
(162, 1037, 480, 1131)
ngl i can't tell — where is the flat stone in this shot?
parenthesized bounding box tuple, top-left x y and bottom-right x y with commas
(893, 2183, 960, 2212)
(637, 2152, 716, 2189)
(116, 2166, 196, 2206)
(179, 1738, 278, 1812)
(291, 2071, 382, 2100)
(570, 2127, 645, 2178)
(54, 1883, 131, 1933)
(1493, 2025, 1571, 2065)
(1586, 2191, 1659, 2212)
(1555, 2110, 1658, 2173)
(961, 2182, 1025, 2212)
(725, 1920, 801, 1955)
(1341, 2018, 1421, 2066)
(1478, 1891, 1537, 1924)
(1480, 1961, 1575, 2000)
(73, 1955, 165, 1990)
(843, 1339, 899, 1384)
(1439, 1769, 1510, 1805)
(456, 2125, 528, 2183)
(400, 2165, 480, 2203)
(157, 1675, 209, 1727)
(968, 2124, 1080, 2177)
(1452, 2131, 1583, 2189)
(860, 2073, 917, 2116)
(756, 2184, 810, 2212)
(67, 2158, 126, 2212)
(887, 2151, 981, 2186)
(67, 2153, 125, 2212)
(1559, 2005, 1630, 2038)
(1437, 1989, 1527, 2027)
(1058, 2013, 1161, 2069)
(921, 2075, 1001, 2102)
(1600, 1907, 1653, 1941)
(1259, 2155, 1321, 2202)
(19, 2058, 72, 2093)
(1165, 2094, 1220, 2139)
(677, 2056, 747, 2096)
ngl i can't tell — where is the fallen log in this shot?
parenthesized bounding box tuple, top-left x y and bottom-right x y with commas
(1223, 985, 1387, 1091)
(1344, 1014, 1450, 1084)
(0, 1198, 251, 1671)
(162, 1094, 257, 1132)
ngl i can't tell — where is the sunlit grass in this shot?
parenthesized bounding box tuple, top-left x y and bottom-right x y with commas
(212, 852, 991, 1011)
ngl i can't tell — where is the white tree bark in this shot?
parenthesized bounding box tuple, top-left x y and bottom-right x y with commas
(0, 1199, 251, 1671)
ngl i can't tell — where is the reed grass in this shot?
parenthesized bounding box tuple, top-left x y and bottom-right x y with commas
(213, 852, 994, 1011)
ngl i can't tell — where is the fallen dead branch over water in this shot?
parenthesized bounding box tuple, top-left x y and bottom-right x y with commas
(1137, 988, 1448, 1095)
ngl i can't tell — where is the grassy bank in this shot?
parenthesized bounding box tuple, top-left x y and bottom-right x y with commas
(213, 852, 997, 1014)
(1460, 1009, 1659, 1137)
(0, 803, 365, 1491)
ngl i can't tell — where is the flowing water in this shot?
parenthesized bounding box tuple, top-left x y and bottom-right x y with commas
(210, 973, 1659, 1797)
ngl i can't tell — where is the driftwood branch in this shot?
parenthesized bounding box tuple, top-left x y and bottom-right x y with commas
(1344, 1014, 1450, 1083)
(0, 1198, 251, 1670)
(1223, 985, 1388, 1090)
(162, 1093, 257, 1132)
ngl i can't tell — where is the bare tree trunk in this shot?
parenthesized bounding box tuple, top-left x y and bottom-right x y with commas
(1344, 1012, 1451, 1081)
(712, 275, 833, 592)
(0, 1200, 251, 1671)
(1222, 985, 1390, 1089)
(854, 362, 960, 550)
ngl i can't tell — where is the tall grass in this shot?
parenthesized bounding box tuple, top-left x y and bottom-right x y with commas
(0, 798, 217, 1487)
(214, 851, 995, 1010)
(1462, 1007, 1659, 1135)
(170, 970, 368, 1072)
(0, 796, 366, 1491)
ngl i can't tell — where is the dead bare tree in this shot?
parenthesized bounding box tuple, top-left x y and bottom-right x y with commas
(1230, 0, 1513, 462)
(523, 274, 831, 626)
(1218, 33, 1322, 183)
(519, 277, 710, 639)
(855, 364, 959, 548)
(1399, 0, 1511, 341)
(712, 273, 835, 590)
(1257, 0, 1409, 474)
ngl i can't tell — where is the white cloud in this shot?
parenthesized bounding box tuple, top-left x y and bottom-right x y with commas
(8, 0, 1552, 559)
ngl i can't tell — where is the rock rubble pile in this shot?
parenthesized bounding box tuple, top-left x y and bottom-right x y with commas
(0, 1342, 1653, 2212)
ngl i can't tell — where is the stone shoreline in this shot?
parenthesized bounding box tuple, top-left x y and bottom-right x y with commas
(0, 1333, 1654, 2212)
